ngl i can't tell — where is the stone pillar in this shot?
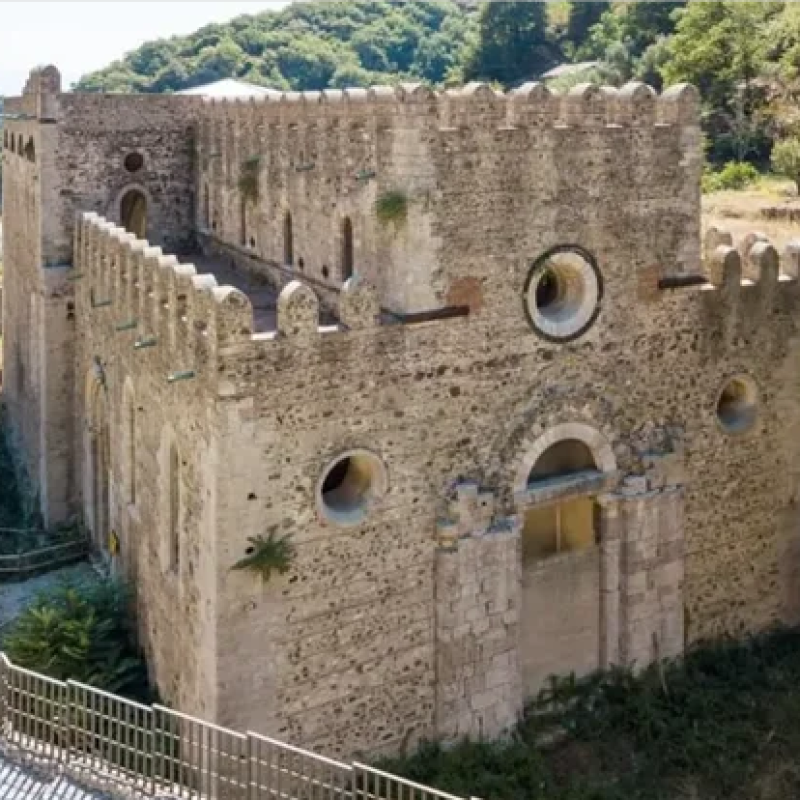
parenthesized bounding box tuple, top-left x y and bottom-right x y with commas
(598, 473, 685, 670)
(435, 483, 522, 742)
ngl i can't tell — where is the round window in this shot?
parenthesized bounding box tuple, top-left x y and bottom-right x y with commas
(317, 449, 387, 526)
(716, 376, 758, 435)
(524, 247, 603, 341)
(124, 152, 144, 173)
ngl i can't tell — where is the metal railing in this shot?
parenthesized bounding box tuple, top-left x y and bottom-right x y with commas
(0, 528, 90, 579)
(0, 653, 479, 800)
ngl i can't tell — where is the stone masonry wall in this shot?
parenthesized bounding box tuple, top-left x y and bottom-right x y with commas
(71, 213, 251, 721)
(2, 108, 44, 506)
(196, 82, 700, 317)
(435, 483, 521, 742)
(3, 68, 201, 526)
(208, 212, 800, 757)
(600, 469, 685, 669)
(54, 94, 199, 260)
(9, 66, 800, 764)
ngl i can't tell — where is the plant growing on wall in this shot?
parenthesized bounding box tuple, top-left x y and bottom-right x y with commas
(375, 190, 409, 227)
(238, 156, 261, 203)
(231, 532, 295, 584)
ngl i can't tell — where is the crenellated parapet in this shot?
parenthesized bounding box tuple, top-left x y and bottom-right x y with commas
(197, 80, 699, 138)
(701, 227, 800, 292)
(75, 213, 260, 379)
(74, 214, 399, 373)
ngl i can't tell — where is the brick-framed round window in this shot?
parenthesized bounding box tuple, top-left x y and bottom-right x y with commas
(524, 246, 603, 342)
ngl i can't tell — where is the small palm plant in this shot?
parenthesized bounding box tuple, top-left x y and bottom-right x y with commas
(231, 532, 295, 584)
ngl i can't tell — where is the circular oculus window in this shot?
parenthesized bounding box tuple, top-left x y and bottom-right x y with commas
(317, 449, 388, 527)
(124, 152, 144, 173)
(524, 247, 603, 341)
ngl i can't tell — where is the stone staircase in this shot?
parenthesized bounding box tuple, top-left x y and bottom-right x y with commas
(0, 754, 111, 799)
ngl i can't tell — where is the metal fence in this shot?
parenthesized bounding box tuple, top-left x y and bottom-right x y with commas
(0, 654, 479, 800)
(0, 528, 90, 579)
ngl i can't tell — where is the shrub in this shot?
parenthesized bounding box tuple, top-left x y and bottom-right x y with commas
(375, 190, 409, 226)
(702, 161, 760, 193)
(2, 577, 151, 700)
(382, 627, 800, 800)
(771, 137, 800, 195)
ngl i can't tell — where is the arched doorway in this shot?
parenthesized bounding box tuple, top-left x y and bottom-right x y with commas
(341, 217, 354, 281)
(517, 430, 611, 698)
(120, 189, 147, 238)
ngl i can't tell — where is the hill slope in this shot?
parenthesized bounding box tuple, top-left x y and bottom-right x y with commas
(75, 0, 479, 93)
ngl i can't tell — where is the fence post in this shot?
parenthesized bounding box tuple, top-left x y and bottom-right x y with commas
(152, 704, 165, 793)
(0, 653, 8, 738)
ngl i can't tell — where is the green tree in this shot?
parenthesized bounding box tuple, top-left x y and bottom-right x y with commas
(75, 0, 479, 94)
(463, 2, 555, 86)
(566, 2, 610, 53)
(664, 2, 782, 162)
(771, 137, 800, 194)
(3, 579, 151, 700)
(621, 1, 686, 56)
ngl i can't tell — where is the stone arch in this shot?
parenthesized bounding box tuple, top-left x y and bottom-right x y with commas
(513, 422, 616, 498)
(112, 184, 151, 239)
(515, 422, 616, 698)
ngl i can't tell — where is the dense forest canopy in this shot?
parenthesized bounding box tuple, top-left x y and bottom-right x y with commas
(74, 1, 800, 167)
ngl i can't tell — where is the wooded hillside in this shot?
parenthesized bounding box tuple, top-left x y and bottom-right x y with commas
(73, 2, 800, 168)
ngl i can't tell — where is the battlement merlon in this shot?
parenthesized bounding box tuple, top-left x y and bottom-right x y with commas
(75, 213, 255, 371)
(638, 227, 800, 344)
(7, 65, 204, 127)
(196, 80, 699, 133)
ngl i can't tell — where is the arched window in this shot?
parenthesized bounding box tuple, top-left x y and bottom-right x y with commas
(240, 195, 247, 246)
(203, 184, 210, 229)
(9, 134, 15, 154)
(523, 439, 598, 560)
(283, 211, 293, 266)
(23, 138, 35, 163)
(120, 189, 147, 238)
(169, 442, 181, 572)
(341, 217, 354, 282)
(3, 131, 7, 149)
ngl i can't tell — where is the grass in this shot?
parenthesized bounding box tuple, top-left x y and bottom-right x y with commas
(702, 172, 800, 255)
(382, 628, 800, 800)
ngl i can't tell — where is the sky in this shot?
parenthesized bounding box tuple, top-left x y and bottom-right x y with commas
(0, 1, 290, 95)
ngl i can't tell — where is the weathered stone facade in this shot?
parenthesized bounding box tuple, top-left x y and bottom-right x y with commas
(4, 65, 800, 760)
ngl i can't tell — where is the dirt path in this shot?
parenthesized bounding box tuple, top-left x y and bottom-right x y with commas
(702, 176, 800, 254)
